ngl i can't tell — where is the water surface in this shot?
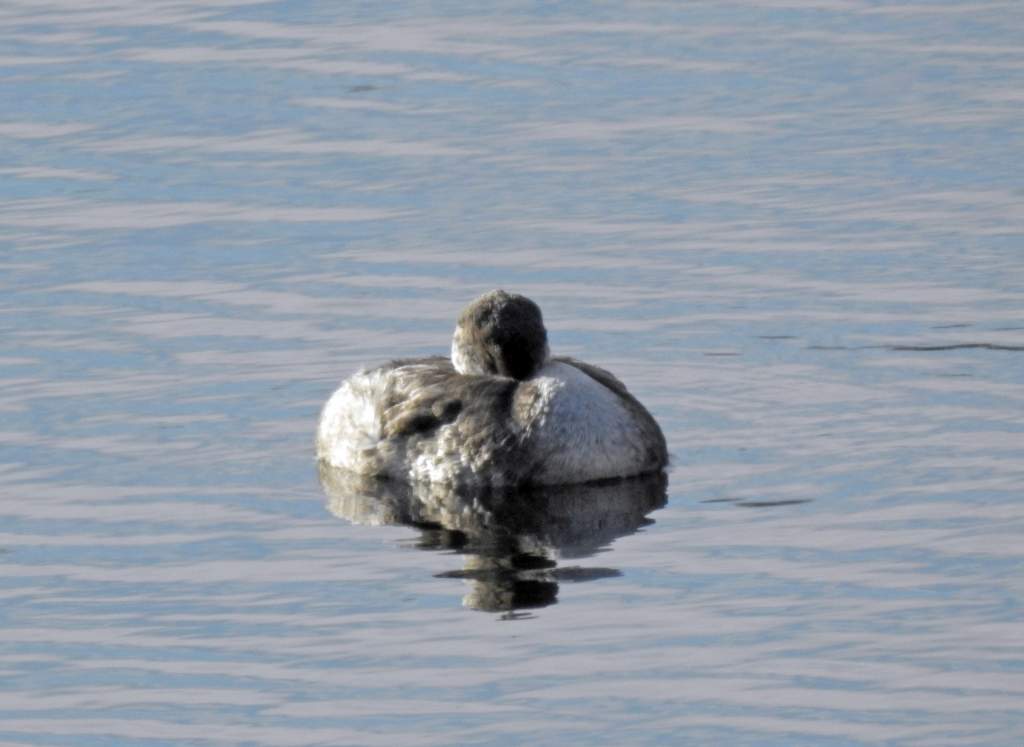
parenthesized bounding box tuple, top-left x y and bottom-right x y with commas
(2, 1, 1023, 745)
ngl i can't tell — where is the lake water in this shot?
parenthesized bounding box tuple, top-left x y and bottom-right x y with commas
(2, 1, 1023, 744)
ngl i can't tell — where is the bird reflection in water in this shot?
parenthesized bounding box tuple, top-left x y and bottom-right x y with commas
(319, 464, 668, 618)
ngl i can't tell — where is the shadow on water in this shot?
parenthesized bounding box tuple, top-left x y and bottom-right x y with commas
(319, 464, 668, 618)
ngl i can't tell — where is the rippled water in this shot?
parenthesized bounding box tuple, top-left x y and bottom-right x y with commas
(3, 1, 1023, 745)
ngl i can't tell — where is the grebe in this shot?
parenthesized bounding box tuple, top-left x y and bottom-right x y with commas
(316, 290, 667, 487)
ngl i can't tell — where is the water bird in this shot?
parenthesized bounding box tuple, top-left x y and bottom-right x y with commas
(316, 290, 667, 486)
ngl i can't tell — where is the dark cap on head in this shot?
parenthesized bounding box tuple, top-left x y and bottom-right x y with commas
(452, 290, 549, 380)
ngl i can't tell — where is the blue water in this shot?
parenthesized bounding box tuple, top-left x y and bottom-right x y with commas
(2, 1, 1023, 745)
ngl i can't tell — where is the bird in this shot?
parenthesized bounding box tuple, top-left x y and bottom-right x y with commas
(316, 289, 667, 487)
